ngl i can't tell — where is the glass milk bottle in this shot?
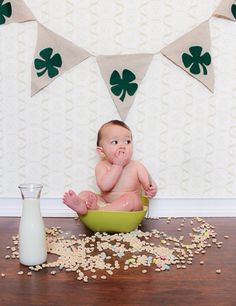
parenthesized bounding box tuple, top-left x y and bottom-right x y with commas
(18, 184, 47, 266)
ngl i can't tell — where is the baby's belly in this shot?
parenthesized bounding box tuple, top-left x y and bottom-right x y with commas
(101, 190, 140, 203)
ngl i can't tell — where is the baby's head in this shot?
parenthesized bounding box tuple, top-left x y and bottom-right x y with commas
(97, 120, 132, 146)
(96, 120, 133, 164)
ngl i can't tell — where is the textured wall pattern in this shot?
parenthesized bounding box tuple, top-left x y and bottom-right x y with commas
(0, 0, 236, 197)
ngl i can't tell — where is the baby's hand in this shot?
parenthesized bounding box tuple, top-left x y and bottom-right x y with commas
(144, 184, 157, 199)
(112, 150, 129, 167)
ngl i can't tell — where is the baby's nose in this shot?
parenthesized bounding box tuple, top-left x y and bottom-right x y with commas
(118, 143, 125, 149)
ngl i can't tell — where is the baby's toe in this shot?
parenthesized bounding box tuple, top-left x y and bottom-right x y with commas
(69, 190, 76, 196)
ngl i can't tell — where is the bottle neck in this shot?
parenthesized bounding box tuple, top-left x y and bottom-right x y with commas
(22, 198, 41, 217)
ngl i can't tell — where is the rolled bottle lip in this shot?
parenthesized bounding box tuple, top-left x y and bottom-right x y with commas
(18, 183, 43, 190)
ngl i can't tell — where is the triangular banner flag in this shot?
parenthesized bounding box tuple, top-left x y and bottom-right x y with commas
(161, 21, 214, 92)
(213, 0, 236, 21)
(31, 23, 91, 96)
(96, 54, 153, 120)
(0, 0, 35, 25)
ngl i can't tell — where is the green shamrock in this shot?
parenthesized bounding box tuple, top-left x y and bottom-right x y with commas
(34, 47, 62, 78)
(110, 69, 138, 102)
(231, 3, 236, 19)
(182, 46, 211, 75)
(0, 0, 12, 25)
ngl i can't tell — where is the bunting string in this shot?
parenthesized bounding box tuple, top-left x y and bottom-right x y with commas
(0, 0, 235, 120)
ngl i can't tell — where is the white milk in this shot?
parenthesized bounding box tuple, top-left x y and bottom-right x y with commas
(19, 198, 47, 266)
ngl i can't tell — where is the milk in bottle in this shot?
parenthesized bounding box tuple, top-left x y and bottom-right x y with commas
(18, 184, 47, 266)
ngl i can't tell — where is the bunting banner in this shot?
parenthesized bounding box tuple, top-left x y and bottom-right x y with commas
(31, 23, 91, 96)
(214, 0, 236, 21)
(0, 0, 35, 25)
(96, 54, 153, 120)
(161, 21, 214, 92)
(0, 1, 236, 119)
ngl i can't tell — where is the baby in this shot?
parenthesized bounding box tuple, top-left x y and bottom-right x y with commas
(63, 120, 157, 215)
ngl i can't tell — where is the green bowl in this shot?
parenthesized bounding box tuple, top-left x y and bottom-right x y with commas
(79, 196, 149, 233)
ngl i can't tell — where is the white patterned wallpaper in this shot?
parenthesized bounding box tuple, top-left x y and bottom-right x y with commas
(0, 0, 236, 198)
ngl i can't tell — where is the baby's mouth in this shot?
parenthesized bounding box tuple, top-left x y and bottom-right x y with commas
(118, 149, 125, 153)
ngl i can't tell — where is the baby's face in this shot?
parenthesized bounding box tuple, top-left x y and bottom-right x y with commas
(98, 124, 133, 164)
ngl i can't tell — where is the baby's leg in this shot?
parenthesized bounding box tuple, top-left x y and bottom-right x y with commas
(63, 190, 99, 215)
(101, 193, 142, 212)
(78, 191, 100, 210)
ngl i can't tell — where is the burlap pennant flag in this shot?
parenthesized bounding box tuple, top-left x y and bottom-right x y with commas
(213, 0, 236, 21)
(0, 0, 35, 25)
(31, 23, 91, 96)
(161, 21, 214, 92)
(96, 54, 153, 120)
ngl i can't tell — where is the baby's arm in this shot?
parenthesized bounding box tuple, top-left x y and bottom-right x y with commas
(137, 162, 157, 198)
(96, 149, 130, 192)
(95, 162, 123, 192)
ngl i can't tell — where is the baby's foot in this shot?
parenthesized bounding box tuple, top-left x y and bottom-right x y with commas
(85, 193, 99, 210)
(63, 190, 87, 215)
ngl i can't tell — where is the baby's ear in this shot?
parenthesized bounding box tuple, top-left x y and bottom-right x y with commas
(96, 146, 105, 158)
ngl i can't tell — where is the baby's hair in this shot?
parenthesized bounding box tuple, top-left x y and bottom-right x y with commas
(97, 120, 131, 146)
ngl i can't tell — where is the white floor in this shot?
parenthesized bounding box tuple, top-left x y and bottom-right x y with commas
(1, 197, 236, 217)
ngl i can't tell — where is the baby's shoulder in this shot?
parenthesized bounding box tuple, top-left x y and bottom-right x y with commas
(130, 160, 147, 173)
(96, 160, 110, 170)
(129, 160, 143, 168)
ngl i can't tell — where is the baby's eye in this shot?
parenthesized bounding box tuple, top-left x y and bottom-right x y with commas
(124, 139, 131, 145)
(111, 140, 118, 145)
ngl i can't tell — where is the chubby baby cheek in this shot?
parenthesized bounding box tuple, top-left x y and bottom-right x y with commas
(127, 149, 133, 158)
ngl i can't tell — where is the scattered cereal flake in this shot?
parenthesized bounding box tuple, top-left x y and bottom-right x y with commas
(101, 275, 107, 280)
(1, 273, 6, 278)
(200, 261, 204, 265)
(142, 269, 147, 274)
(27, 272, 32, 276)
(224, 236, 229, 239)
(83, 276, 88, 282)
(18, 271, 24, 275)
(216, 269, 221, 274)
